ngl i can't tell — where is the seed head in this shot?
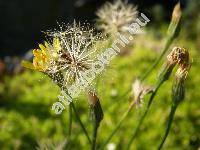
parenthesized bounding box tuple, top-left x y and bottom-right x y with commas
(22, 21, 104, 89)
(96, 0, 138, 37)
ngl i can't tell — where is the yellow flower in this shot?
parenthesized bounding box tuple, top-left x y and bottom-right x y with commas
(32, 46, 48, 71)
(22, 38, 61, 72)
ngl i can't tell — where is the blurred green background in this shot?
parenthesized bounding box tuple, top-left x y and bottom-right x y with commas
(0, 0, 200, 149)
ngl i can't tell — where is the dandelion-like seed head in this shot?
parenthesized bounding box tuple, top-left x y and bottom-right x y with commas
(23, 21, 104, 89)
(96, 0, 138, 37)
(47, 22, 104, 88)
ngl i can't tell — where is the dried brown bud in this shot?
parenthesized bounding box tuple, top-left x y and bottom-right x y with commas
(168, 47, 190, 69)
(159, 47, 190, 82)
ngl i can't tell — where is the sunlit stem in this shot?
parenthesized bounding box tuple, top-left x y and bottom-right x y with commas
(140, 37, 173, 81)
(66, 104, 73, 149)
(158, 104, 177, 150)
(92, 122, 99, 150)
(68, 103, 72, 139)
(126, 81, 163, 150)
(71, 101, 92, 144)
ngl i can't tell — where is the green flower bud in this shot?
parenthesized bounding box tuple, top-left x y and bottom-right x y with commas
(87, 91, 104, 126)
(172, 66, 190, 105)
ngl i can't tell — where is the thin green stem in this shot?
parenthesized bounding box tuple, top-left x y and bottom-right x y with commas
(68, 104, 72, 139)
(126, 81, 163, 150)
(66, 104, 73, 150)
(71, 102, 92, 144)
(140, 36, 173, 81)
(100, 100, 136, 150)
(158, 105, 177, 150)
(92, 123, 99, 150)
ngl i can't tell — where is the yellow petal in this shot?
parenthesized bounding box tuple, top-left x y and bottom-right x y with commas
(21, 60, 35, 70)
(33, 49, 41, 57)
(39, 44, 46, 54)
(33, 58, 45, 71)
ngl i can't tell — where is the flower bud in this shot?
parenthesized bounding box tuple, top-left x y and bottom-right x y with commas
(158, 46, 189, 83)
(172, 68, 186, 105)
(87, 91, 104, 125)
(167, 2, 182, 39)
(172, 47, 190, 105)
